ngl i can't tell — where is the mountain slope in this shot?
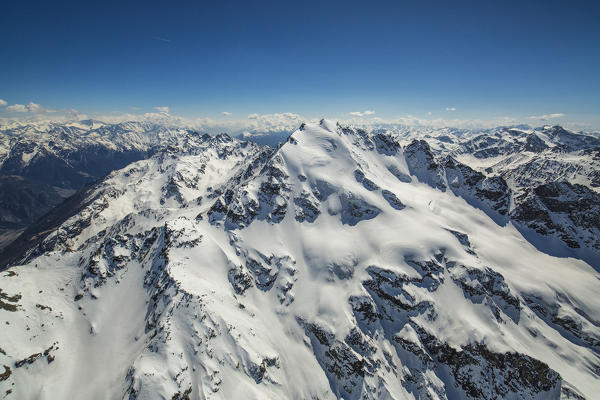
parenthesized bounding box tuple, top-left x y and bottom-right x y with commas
(0, 175, 67, 250)
(427, 125, 600, 193)
(0, 121, 599, 399)
(0, 121, 197, 250)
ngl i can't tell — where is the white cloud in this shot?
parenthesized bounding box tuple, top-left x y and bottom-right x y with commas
(428, 111, 432, 116)
(87, 111, 306, 136)
(6, 102, 44, 113)
(1, 104, 591, 135)
(154, 106, 169, 113)
(222, 111, 232, 116)
(342, 113, 525, 131)
(244, 112, 304, 131)
(6, 104, 26, 112)
(65, 109, 85, 118)
(349, 110, 376, 117)
(0, 99, 7, 107)
(181, 112, 306, 136)
(445, 107, 456, 111)
(27, 102, 43, 112)
(528, 113, 565, 120)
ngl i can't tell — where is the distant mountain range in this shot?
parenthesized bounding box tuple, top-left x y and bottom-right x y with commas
(0, 120, 196, 250)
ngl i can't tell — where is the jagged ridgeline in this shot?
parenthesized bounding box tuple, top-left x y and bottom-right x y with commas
(0, 120, 198, 252)
(0, 120, 599, 399)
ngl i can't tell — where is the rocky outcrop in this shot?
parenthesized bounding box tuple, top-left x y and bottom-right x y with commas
(404, 140, 445, 189)
(511, 181, 600, 251)
(444, 156, 511, 217)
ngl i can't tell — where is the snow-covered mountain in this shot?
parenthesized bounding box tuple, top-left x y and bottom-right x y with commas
(413, 125, 600, 193)
(0, 120, 199, 187)
(0, 120, 195, 250)
(0, 120, 599, 399)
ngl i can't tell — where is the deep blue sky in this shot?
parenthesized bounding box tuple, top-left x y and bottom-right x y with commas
(1, 1, 599, 126)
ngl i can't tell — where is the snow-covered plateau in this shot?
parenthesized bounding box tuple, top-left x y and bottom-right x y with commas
(0, 119, 599, 399)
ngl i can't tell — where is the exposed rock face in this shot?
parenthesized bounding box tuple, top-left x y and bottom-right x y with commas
(293, 193, 321, 222)
(417, 335, 561, 400)
(524, 133, 549, 152)
(443, 156, 511, 218)
(404, 139, 445, 189)
(449, 264, 521, 323)
(381, 190, 405, 210)
(337, 193, 381, 226)
(511, 181, 600, 250)
(208, 151, 291, 229)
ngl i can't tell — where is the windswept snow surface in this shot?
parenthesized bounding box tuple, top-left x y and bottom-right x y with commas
(0, 121, 599, 399)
